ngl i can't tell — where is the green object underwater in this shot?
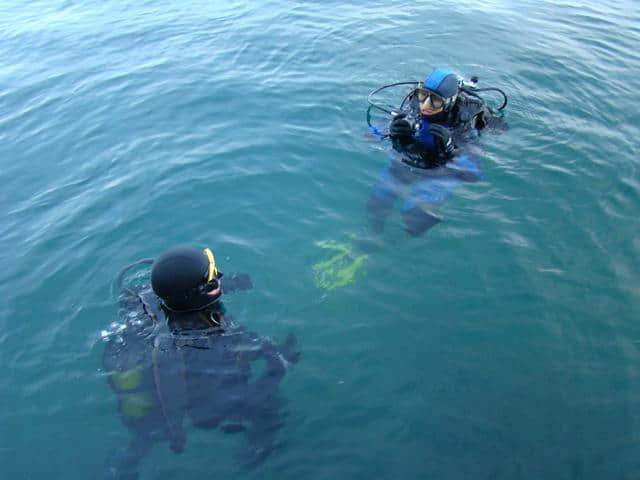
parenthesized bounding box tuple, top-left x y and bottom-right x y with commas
(120, 393, 156, 418)
(313, 241, 368, 290)
(111, 367, 144, 391)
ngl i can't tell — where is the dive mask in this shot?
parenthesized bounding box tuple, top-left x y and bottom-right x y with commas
(415, 88, 445, 109)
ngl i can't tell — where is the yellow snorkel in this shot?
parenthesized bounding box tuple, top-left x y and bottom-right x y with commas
(203, 247, 218, 282)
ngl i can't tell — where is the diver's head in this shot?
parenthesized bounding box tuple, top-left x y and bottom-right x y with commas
(417, 68, 459, 117)
(151, 246, 223, 312)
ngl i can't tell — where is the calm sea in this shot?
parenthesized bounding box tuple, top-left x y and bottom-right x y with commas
(1, 1, 639, 479)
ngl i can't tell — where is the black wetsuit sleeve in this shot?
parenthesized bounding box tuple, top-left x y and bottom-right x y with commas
(458, 93, 508, 132)
(221, 273, 253, 293)
(478, 108, 509, 131)
(235, 329, 289, 384)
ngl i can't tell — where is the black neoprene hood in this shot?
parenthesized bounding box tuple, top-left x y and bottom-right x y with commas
(151, 247, 213, 311)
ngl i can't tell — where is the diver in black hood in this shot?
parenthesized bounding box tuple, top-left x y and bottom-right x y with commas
(367, 68, 508, 236)
(103, 246, 300, 479)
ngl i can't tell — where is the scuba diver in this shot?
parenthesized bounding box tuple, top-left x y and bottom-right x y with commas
(366, 67, 508, 236)
(102, 246, 300, 479)
(312, 68, 508, 290)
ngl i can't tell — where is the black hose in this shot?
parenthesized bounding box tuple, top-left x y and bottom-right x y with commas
(368, 80, 508, 136)
(366, 105, 389, 138)
(367, 81, 419, 115)
(464, 87, 508, 111)
(115, 258, 154, 291)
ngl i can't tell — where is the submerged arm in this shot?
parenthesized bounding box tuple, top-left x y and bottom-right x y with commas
(445, 152, 483, 182)
(235, 330, 300, 386)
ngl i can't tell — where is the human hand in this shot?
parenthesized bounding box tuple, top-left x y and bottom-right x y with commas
(428, 124, 455, 157)
(280, 333, 301, 365)
(388, 113, 414, 144)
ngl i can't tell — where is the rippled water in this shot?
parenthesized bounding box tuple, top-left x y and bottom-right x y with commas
(2, 1, 640, 479)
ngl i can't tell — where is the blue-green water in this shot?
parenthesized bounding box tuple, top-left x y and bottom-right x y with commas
(2, 1, 640, 478)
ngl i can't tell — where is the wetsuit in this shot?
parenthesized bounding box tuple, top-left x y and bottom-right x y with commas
(368, 90, 506, 236)
(102, 280, 299, 479)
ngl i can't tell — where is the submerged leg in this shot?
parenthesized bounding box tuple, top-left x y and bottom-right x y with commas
(401, 204, 442, 237)
(401, 178, 451, 237)
(367, 164, 403, 234)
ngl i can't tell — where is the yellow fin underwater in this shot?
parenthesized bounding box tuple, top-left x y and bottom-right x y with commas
(312, 240, 368, 290)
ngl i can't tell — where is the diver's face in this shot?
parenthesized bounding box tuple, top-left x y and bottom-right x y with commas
(417, 89, 445, 116)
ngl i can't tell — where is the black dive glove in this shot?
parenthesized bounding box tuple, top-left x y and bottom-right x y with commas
(428, 124, 455, 158)
(221, 273, 253, 293)
(388, 113, 415, 145)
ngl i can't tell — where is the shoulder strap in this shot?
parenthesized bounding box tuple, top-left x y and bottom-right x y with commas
(151, 333, 188, 452)
(124, 288, 188, 452)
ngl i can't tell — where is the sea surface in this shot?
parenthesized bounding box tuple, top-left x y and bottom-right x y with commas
(1, 1, 640, 479)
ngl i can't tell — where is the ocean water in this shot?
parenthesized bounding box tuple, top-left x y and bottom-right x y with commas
(1, 1, 640, 479)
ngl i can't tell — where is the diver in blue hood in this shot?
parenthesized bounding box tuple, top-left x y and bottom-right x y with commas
(103, 247, 300, 479)
(367, 68, 508, 236)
